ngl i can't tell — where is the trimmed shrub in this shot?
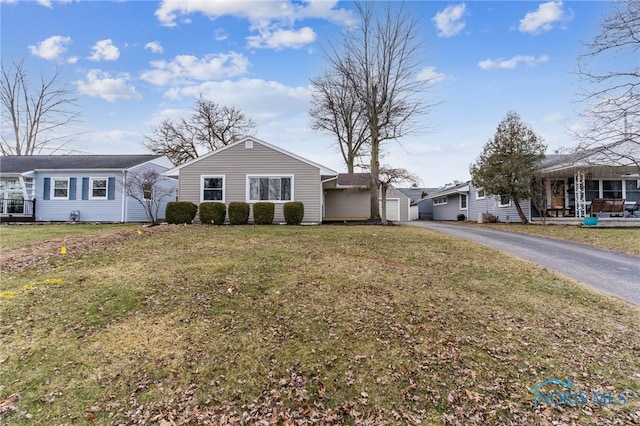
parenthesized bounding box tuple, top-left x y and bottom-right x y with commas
(166, 201, 198, 224)
(283, 201, 304, 225)
(228, 202, 250, 225)
(253, 202, 275, 225)
(199, 202, 226, 225)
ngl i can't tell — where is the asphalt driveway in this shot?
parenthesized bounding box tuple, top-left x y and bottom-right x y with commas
(404, 221, 640, 307)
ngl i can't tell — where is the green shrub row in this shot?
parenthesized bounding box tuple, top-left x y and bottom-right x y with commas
(165, 201, 304, 225)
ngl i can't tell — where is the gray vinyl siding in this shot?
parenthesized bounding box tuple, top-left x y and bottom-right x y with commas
(125, 164, 177, 222)
(35, 172, 124, 222)
(468, 185, 531, 223)
(178, 141, 323, 223)
(432, 194, 467, 220)
(324, 189, 370, 219)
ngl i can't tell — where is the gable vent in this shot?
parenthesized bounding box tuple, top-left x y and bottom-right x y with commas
(245, 139, 253, 149)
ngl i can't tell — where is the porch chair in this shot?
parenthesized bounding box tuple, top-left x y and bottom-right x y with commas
(625, 200, 640, 217)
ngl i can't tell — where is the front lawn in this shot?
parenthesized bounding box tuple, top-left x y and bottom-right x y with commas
(1, 225, 638, 424)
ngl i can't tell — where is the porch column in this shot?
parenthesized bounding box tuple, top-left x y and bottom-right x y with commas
(575, 170, 586, 218)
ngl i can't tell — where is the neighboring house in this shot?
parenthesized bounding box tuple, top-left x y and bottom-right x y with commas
(322, 173, 412, 222)
(397, 187, 437, 220)
(534, 141, 639, 218)
(0, 155, 176, 223)
(426, 181, 530, 222)
(163, 137, 337, 224)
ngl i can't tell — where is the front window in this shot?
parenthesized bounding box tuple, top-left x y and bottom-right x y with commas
(90, 178, 108, 199)
(433, 196, 448, 206)
(625, 180, 640, 202)
(585, 180, 599, 201)
(52, 178, 69, 200)
(248, 176, 292, 202)
(602, 180, 622, 198)
(202, 176, 224, 201)
(460, 194, 467, 209)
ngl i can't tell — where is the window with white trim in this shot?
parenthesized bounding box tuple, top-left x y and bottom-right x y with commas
(248, 176, 292, 202)
(625, 180, 640, 202)
(201, 176, 225, 202)
(433, 196, 448, 206)
(90, 177, 108, 199)
(499, 194, 511, 207)
(52, 178, 69, 200)
(475, 188, 485, 199)
(460, 194, 467, 210)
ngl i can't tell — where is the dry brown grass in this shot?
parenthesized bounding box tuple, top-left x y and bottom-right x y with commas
(1, 225, 638, 425)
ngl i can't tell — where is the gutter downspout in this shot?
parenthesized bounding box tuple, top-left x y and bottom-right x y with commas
(121, 170, 127, 223)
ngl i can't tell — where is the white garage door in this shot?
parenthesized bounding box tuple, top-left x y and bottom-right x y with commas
(380, 199, 399, 221)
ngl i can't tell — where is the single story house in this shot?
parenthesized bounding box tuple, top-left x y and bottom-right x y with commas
(0, 155, 176, 223)
(164, 137, 337, 224)
(426, 140, 640, 223)
(534, 140, 639, 219)
(426, 181, 533, 223)
(163, 137, 413, 224)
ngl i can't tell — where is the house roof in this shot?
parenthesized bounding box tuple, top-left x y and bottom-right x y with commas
(336, 173, 372, 187)
(0, 154, 166, 174)
(396, 187, 438, 202)
(425, 181, 470, 199)
(538, 139, 640, 174)
(163, 136, 338, 177)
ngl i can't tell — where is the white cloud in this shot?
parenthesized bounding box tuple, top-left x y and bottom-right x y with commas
(29, 35, 72, 60)
(163, 78, 310, 122)
(67, 56, 78, 64)
(37, 0, 52, 8)
(140, 52, 250, 86)
(519, 1, 573, 34)
(154, 0, 352, 50)
(144, 41, 163, 54)
(417, 66, 446, 83)
(76, 70, 142, 102)
(432, 3, 466, 38)
(155, 0, 353, 27)
(247, 26, 316, 50)
(478, 54, 549, 70)
(89, 39, 120, 61)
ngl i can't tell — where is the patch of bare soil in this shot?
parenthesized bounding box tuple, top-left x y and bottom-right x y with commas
(0, 224, 181, 274)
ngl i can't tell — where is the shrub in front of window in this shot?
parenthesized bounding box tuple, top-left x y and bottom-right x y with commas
(253, 202, 275, 225)
(199, 202, 226, 225)
(228, 202, 250, 225)
(166, 201, 198, 224)
(283, 201, 304, 225)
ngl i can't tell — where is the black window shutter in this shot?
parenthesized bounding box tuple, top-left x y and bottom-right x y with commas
(69, 178, 77, 200)
(82, 178, 89, 200)
(108, 177, 116, 200)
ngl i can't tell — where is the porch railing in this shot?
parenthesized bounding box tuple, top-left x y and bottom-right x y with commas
(0, 198, 36, 220)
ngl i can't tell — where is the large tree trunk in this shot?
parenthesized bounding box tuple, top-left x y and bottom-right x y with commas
(369, 137, 380, 221)
(513, 197, 529, 224)
(380, 183, 388, 225)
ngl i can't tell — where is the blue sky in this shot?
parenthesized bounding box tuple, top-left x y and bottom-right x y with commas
(0, 1, 622, 186)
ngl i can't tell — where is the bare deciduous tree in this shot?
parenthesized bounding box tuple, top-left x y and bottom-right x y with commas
(378, 165, 419, 224)
(309, 70, 369, 173)
(322, 1, 432, 221)
(143, 95, 256, 165)
(123, 167, 175, 224)
(1, 59, 79, 155)
(575, 0, 639, 167)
